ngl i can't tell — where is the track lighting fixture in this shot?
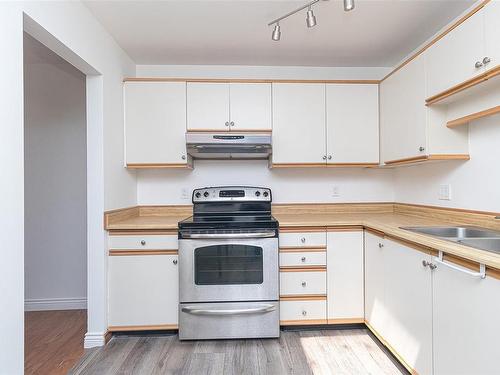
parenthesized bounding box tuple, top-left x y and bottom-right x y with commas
(268, 0, 355, 41)
(272, 23, 281, 41)
(344, 0, 355, 12)
(306, 6, 317, 28)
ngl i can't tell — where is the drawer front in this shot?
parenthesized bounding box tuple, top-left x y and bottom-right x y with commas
(280, 300, 327, 322)
(280, 271, 327, 296)
(109, 234, 178, 250)
(280, 252, 326, 267)
(280, 231, 327, 248)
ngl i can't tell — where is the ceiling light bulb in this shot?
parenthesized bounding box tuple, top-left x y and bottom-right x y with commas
(344, 0, 355, 12)
(306, 7, 317, 28)
(272, 23, 281, 41)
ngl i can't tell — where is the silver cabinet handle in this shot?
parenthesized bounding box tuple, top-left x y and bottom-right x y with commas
(230, 121, 234, 127)
(181, 304, 276, 316)
(422, 260, 430, 268)
(483, 56, 491, 65)
(225, 121, 230, 127)
(302, 310, 307, 316)
(322, 155, 327, 160)
(181, 155, 186, 160)
(328, 155, 332, 160)
(475, 61, 484, 68)
(140, 240, 146, 246)
(301, 256, 306, 262)
(180, 230, 276, 239)
(173, 259, 178, 265)
(301, 281, 307, 287)
(378, 243, 384, 248)
(300, 237, 306, 243)
(419, 146, 425, 152)
(433, 257, 484, 278)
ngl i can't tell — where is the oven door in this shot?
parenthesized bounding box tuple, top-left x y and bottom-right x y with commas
(179, 235, 278, 303)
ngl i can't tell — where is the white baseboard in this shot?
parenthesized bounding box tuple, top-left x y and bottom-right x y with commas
(24, 297, 87, 311)
(84, 331, 106, 348)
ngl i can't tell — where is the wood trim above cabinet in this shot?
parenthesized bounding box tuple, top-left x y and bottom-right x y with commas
(280, 266, 327, 272)
(381, 0, 491, 83)
(280, 246, 327, 253)
(280, 295, 327, 301)
(447, 105, 500, 128)
(109, 250, 178, 256)
(384, 154, 470, 166)
(327, 225, 364, 232)
(186, 129, 272, 133)
(327, 318, 365, 325)
(271, 163, 327, 168)
(124, 77, 380, 84)
(364, 228, 386, 238)
(108, 324, 178, 332)
(326, 163, 380, 168)
(126, 163, 192, 169)
(426, 65, 500, 106)
(279, 226, 327, 233)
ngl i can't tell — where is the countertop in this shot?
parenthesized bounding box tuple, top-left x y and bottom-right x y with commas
(106, 208, 500, 270)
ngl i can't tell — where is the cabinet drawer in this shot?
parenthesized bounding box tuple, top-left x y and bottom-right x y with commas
(279, 231, 327, 248)
(280, 271, 327, 296)
(280, 300, 327, 323)
(109, 234, 178, 250)
(280, 251, 326, 267)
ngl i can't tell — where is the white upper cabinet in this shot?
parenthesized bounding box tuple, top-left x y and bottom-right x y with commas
(380, 54, 427, 162)
(272, 83, 326, 165)
(326, 84, 379, 164)
(229, 83, 271, 131)
(484, 0, 500, 69)
(124, 82, 187, 165)
(426, 8, 485, 97)
(186, 82, 230, 131)
(433, 257, 500, 375)
(186, 82, 272, 132)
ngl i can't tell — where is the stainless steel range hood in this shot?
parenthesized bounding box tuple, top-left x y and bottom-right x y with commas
(186, 133, 272, 160)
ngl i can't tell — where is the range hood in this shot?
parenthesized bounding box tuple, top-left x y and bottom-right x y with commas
(186, 133, 272, 160)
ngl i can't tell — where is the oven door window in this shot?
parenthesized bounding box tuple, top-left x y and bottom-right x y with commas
(194, 245, 263, 285)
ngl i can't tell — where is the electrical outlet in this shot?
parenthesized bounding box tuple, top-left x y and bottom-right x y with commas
(332, 185, 341, 198)
(181, 187, 190, 200)
(438, 184, 451, 200)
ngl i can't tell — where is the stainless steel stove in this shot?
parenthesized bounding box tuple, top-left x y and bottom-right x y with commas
(178, 186, 279, 340)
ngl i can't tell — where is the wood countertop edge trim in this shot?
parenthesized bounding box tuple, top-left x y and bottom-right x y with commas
(280, 266, 327, 272)
(280, 246, 326, 252)
(384, 154, 470, 166)
(280, 295, 327, 301)
(124, 78, 380, 84)
(380, 0, 491, 83)
(447, 105, 500, 128)
(109, 250, 178, 256)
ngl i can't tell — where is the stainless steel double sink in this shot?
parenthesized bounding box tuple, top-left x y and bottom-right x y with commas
(400, 226, 500, 254)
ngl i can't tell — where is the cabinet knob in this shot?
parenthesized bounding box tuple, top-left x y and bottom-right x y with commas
(483, 56, 491, 65)
(301, 281, 307, 287)
(378, 243, 384, 248)
(181, 155, 186, 160)
(301, 257, 306, 262)
(429, 263, 437, 270)
(419, 146, 425, 152)
(173, 259, 178, 265)
(322, 155, 327, 160)
(225, 121, 230, 127)
(475, 61, 484, 69)
(140, 240, 146, 246)
(302, 310, 307, 316)
(300, 237, 306, 243)
(422, 260, 430, 268)
(230, 121, 235, 127)
(328, 155, 332, 160)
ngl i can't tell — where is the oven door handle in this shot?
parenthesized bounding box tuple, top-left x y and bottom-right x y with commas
(180, 230, 276, 239)
(181, 304, 276, 316)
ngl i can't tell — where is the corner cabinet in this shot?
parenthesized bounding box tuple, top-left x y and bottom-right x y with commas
(186, 82, 272, 132)
(124, 82, 189, 168)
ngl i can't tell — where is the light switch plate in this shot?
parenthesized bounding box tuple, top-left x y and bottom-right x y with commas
(438, 184, 451, 200)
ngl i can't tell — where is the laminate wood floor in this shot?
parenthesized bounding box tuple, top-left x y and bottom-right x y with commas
(70, 328, 406, 375)
(25, 309, 86, 375)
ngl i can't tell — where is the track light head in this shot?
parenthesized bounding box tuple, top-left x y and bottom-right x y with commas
(306, 7, 317, 28)
(272, 23, 281, 41)
(344, 0, 355, 12)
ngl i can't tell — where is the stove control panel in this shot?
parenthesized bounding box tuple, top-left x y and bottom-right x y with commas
(192, 186, 272, 203)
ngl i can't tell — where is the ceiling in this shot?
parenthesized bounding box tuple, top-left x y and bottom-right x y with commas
(83, 0, 475, 67)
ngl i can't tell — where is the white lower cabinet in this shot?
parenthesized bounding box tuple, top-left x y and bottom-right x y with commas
(433, 259, 500, 375)
(327, 231, 364, 320)
(280, 271, 326, 296)
(280, 300, 327, 323)
(108, 254, 178, 328)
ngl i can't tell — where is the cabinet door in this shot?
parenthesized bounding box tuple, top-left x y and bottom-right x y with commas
(384, 239, 433, 375)
(272, 83, 326, 165)
(380, 54, 427, 163)
(484, 0, 500, 70)
(187, 83, 229, 131)
(327, 231, 364, 320)
(124, 82, 187, 165)
(229, 83, 271, 131)
(426, 8, 485, 97)
(433, 259, 500, 375)
(364, 232, 387, 337)
(326, 84, 379, 164)
(108, 254, 178, 327)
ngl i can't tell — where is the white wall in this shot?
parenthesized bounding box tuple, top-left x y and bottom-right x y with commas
(394, 114, 500, 212)
(138, 161, 394, 205)
(24, 34, 87, 311)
